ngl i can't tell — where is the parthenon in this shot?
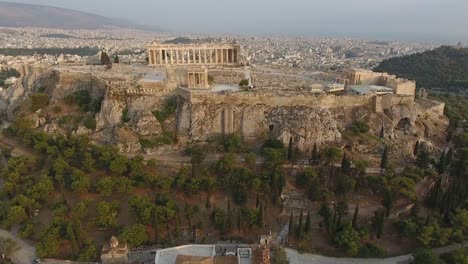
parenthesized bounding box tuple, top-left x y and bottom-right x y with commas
(147, 43, 241, 66)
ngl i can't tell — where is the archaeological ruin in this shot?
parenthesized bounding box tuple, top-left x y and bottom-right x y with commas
(0, 42, 448, 157)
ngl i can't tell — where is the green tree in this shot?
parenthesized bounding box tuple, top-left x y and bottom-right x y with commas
(287, 137, 293, 162)
(96, 176, 116, 196)
(311, 142, 319, 163)
(100, 51, 111, 65)
(92, 201, 119, 228)
(437, 151, 446, 174)
(109, 156, 128, 175)
(288, 212, 294, 240)
(120, 224, 148, 248)
(371, 208, 386, 239)
(296, 209, 304, 239)
(70, 169, 91, 193)
(380, 145, 389, 170)
(413, 248, 444, 264)
(341, 153, 352, 175)
(322, 146, 341, 181)
(414, 140, 420, 157)
(257, 203, 264, 228)
(334, 224, 361, 256)
(186, 144, 206, 178)
(304, 211, 311, 234)
(0, 237, 19, 259)
(5, 205, 28, 227)
(36, 226, 61, 258)
(352, 204, 359, 229)
(114, 55, 120, 63)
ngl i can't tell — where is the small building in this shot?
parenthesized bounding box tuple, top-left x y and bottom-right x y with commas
(348, 85, 394, 95)
(325, 83, 345, 93)
(100, 236, 129, 264)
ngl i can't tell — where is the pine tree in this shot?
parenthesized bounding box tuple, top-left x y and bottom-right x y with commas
(380, 145, 389, 170)
(311, 142, 319, 162)
(257, 203, 264, 227)
(304, 211, 311, 234)
(287, 137, 293, 161)
(352, 204, 359, 229)
(413, 141, 420, 157)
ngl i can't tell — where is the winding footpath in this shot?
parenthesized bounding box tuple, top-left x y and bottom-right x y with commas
(0, 228, 36, 264)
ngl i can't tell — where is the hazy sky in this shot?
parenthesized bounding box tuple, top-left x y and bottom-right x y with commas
(6, 0, 468, 40)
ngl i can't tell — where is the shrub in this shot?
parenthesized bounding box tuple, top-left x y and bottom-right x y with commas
(239, 79, 249, 86)
(350, 121, 370, 134)
(52, 105, 62, 114)
(30, 93, 50, 112)
(262, 139, 284, 150)
(83, 116, 96, 130)
(122, 108, 131, 123)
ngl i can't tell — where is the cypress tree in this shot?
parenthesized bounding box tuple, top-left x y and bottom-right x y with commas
(379, 126, 385, 139)
(341, 153, 351, 175)
(446, 148, 454, 165)
(352, 204, 359, 229)
(380, 145, 389, 170)
(114, 55, 120, 63)
(371, 208, 385, 239)
(297, 209, 304, 239)
(100, 51, 110, 65)
(255, 193, 260, 209)
(382, 188, 394, 218)
(288, 212, 294, 239)
(413, 141, 420, 157)
(237, 210, 242, 231)
(437, 151, 446, 174)
(205, 194, 211, 209)
(304, 211, 311, 234)
(311, 142, 319, 162)
(258, 204, 264, 227)
(287, 137, 293, 161)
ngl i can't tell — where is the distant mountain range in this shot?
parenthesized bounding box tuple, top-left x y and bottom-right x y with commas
(0, 2, 163, 31)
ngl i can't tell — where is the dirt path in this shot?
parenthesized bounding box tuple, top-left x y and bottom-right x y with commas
(285, 243, 468, 264)
(0, 228, 36, 264)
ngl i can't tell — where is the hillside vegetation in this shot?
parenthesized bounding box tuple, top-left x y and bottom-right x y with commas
(374, 46, 468, 91)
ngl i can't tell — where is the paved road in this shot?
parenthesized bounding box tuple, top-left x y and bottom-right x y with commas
(285, 243, 468, 264)
(0, 228, 36, 264)
(124, 151, 402, 175)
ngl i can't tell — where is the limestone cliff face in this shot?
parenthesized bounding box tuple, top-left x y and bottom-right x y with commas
(178, 93, 448, 156)
(0, 65, 106, 119)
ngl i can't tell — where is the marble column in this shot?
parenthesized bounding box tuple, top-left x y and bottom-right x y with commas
(204, 49, 207, 64)
(159, 50, 163, 65)
(149, 50, 154, 64)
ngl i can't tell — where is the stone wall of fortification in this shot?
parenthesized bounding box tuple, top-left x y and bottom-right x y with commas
(177, 89, 421, 151)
